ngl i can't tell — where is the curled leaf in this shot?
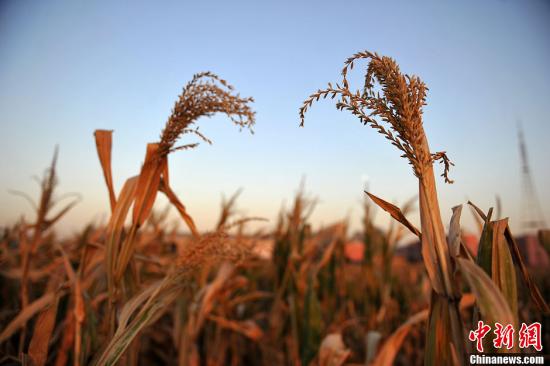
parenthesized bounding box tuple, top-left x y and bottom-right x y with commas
(94, 130, 116, 212)
(365, 192, 420, 237)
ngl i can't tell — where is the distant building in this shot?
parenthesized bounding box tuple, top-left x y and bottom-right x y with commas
(394, 241, 422, 263)
(516, 234, 549, 269)
(344, 239, 364, 262)
(392, 232, 549, 270)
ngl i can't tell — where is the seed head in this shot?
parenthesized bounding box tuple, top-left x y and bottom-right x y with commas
(160, 72, 256, 156)
(300, 51, 453, 183)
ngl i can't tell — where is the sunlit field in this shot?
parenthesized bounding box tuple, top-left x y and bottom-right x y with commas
(1, 49, 548, 366)
(2, 1, 550, 365)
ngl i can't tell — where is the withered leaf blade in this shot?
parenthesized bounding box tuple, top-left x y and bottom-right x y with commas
(448, 205, 462, 258)
(372, 294, 475, 366)
(457, 258, 515, 327)
(476, 217, 494, 276)
(159, 178, 200, 239)
(0, 290, 65, 344)
(74, 278, 85, 323)
(46, 197, 80, 228)
(468, 201, 549, 314)
(94, 130, 117, 212)
(106, 176, 138, 301)
(503, 226, 550, 314)
(107, 176, 139, 251)
(365, 191, 421, 238)
(132, 143, 163, 227)
(491, 219, 518, 320)
(425, 293, 462, 366)
(207, 315, 263, 341)
(28, 292, 61, 366)
(371, 309, 427, 366)
(367, 189, 444, 294)
(467, 201, 488, 222)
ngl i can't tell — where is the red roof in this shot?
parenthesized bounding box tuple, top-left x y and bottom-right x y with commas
(345, 240, 364, 262)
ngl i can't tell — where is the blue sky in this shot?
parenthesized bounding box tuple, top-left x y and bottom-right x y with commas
(1, 0, 549, 237)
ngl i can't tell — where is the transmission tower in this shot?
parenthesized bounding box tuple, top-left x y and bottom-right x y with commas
(517, 122, 546, 231)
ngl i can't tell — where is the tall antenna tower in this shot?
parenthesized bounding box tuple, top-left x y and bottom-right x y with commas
(517, 122, 546, 231)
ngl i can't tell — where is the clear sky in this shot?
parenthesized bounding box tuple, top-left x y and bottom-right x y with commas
(1, 0, 549, 238)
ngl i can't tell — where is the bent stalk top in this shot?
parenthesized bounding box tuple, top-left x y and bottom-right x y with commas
(300, 50, 456, 296)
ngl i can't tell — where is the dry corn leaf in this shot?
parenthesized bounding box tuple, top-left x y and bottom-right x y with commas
(2, 258, 64, 281)
(372, 308, 427, 366)
(0, 290, 65, 343)
(491, 219, 518, 328)
(468, 203, 485, 235)
(54, 242, 76, 283)
(94, 278, 180, 366)
(112, 143, 165, 287)
(366, 189, 447, 296)
(457, 258, 514, 326)
(28, 292, 60, 366)
(194, 263, 235, 335)
(46, 198, 80, 229)
(117, 280, 166, 330)
(207, 315, 263, 341)
(54, 312, 74, 366)
(107, 176, 138, 282)
(448, 205, 462, 257)
(372, 294, 475, 366)
(468, 201, 549, 313)
(132, 143, 164, 228)
(94, 130, 117, 212)
(476, 214, 494, 276)
(73, 278, 85, 366)
(502, 228, 549, 313)
(74, 278, 86, 323)
(159, 178, 199, 239)
(425, 292, 464, 366)
(365, 192, 421, 238)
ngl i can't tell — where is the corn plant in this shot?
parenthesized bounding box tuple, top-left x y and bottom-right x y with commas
(92, 72, 255, 364)
(300, 50, 548, 365)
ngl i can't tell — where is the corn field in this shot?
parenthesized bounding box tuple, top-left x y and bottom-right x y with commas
(0, 51, 548, 366)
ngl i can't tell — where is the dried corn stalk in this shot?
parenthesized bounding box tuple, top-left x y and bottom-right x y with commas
(93, 71, 255, 359)
(300, 51, 463, 364)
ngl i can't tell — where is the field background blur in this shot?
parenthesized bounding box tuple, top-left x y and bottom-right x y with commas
(1, 0, 549, 238)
